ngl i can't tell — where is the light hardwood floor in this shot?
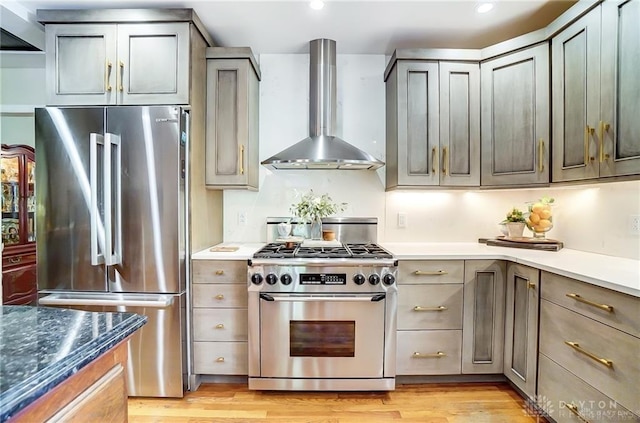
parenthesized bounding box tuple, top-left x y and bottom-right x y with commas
(128, 382, 547, 422)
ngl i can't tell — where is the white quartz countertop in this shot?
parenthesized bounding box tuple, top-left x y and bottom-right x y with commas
(191, 242, 640, 297)
(381, 242, 640, 297)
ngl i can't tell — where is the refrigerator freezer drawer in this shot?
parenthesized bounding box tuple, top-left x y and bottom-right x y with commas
(39, 292, 174, 308)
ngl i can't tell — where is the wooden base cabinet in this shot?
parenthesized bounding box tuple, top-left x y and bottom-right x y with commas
(538, 271, 640, 422)
(462, 260, 505, 374)
(503, 263, 539, 398)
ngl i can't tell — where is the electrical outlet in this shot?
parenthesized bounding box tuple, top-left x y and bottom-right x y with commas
(630, 215, 640, 235)
(238, 211, 248, 226)
(398, 212, 407, 228)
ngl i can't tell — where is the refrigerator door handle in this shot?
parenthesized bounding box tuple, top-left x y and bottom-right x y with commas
(39, 294, 174, 308)
(90, 133, 105, 266)
(104, 132, 123, 266)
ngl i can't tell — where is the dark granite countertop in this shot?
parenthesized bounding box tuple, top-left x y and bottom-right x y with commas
(0, 305, 147, 422)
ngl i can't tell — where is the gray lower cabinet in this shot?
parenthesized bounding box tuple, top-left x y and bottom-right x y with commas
(481, 43, 550, 186)
(503, 263, 539, 398)
(205, 48, 261, 190)
(462, 260, 505, 374)
(385, 58, 480, 189)
(553, 0, 640, 182)
(44, 22, 190, 105)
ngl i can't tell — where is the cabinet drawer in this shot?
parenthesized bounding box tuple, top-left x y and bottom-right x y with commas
(397, 330, 462, 375)
(541, 271, 640, 338)
(2, 252, 36, 269)
(193, 309, 248, 342)
(192, 260, 247, 284)
(192, 284, 247, 308)
(538, 354, 639, 423)
(398, 260, 464, 284)
(398, 284, 463, 330)
(2, 264, 37, 305)
(193, 341, 248, 375)
(540, 300, 640, 414)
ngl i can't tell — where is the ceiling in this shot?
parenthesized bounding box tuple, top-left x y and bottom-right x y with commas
(15, 0, 577, 54)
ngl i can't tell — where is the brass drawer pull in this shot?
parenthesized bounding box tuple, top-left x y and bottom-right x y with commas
(442, 146, 448, 175)
(413, 306, 447, 312)
(599, 121, 610, 162)
(118, 60, 125, 92)
(431, 146, 438, 174)
(528, 282, 536, 289)
(584, 126, 595, 164)
(216, 357, 225, 363)
(215, 324, 224, 329)
(566, 293, 613, 312)
(566, 403, 589, 423)
(105, 61, 112, 92)
(412, 351, 446, 359)
(214, 294, 225, 300)
(215, 270, 225, 275)
(239, 145, 245, 175)
(414, 270, 448, 276)
(538, 138, 545, 172)
(9, 257, 22, 264)
(564, 341, 613, 368)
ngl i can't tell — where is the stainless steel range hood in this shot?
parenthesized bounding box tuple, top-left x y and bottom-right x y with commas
(261, 39, 384, 170)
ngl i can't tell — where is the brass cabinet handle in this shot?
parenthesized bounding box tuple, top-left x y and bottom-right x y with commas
(528, 282, 536, 289)
(214, 294, 225, 300)
(216, 357, 225, 363)
(239, 145, 245, 175)
(431, 147, 438, 174)
(599, 121, 611, 162)
(414, 270, 448, 276)
(9, 257, 22, 264)
(564, 341, 613, 368)
(118, 60, 124, 92)
(566, 293, 614, 312)
(565, 403, 589, 422)
(412, 351, 446, 359)
(538, 139, 545, 172)
(584, 126, 595, 163)
(413, 306, 447, 312)
(215, 270, 225, 275)
(442, 146, 448, 175)
(105, 61, 112, 92)
(215, 324, 224, 329)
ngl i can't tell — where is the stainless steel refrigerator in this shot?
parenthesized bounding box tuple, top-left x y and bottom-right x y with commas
(35, 106, 188, 398)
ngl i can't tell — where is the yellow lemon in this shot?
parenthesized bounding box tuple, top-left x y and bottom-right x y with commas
(538, 219, 552, 229)
(540, 209, 552, 220)
(531, 203, 544, 214)
(529, 213, 541, 224)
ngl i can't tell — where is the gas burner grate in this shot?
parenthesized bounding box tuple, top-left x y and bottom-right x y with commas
(295, 246, 351, 258)
(253, 242, 394, 260)
(253, 243, 298, 259)
(345, 243, 394, 259)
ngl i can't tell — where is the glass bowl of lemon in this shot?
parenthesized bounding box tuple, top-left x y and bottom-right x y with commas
(525, 197, 554, 238)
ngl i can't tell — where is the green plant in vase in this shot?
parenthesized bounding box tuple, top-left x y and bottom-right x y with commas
(502, 207, 526, 238)
(290, 190, 347, 240)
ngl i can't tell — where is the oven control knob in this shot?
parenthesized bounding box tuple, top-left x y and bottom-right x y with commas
(369, 274, 380, 285)
(383, 274, 396, 286)
(353, 274, 366, 285)
(251, 273, 263, 285)
(265, 273, 278, 285)
(280, 274, 293, 285)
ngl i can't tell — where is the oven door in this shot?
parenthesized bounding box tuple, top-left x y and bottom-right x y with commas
(259, 293, 386, 379)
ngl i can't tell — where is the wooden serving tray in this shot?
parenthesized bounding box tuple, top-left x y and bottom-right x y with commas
(209, 246, 240, 252)
(483, 236, 563, 251)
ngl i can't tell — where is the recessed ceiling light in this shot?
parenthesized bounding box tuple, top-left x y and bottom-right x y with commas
(476, 2, 494, 13)
(309, 0, 325, 11)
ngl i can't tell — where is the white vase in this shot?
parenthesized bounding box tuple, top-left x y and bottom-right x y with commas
(506, 222, 525, 238)
(309, 217, 323, 240)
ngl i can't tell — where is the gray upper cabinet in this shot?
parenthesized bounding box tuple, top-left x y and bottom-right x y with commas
(504, 263, 540, 399)
(205, 48, 261, 190)
(552, 8, 601, 182)
(600, 0, 640, 178)
(481, 44, 550, 186)
(385, 57, 480, 189)
(38, 9, 211, 106)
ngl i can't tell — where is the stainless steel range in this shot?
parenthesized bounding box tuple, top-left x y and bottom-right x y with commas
(248, 219, 397, 391)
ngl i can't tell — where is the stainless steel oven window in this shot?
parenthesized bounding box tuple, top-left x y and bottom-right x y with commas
(290, 320, 355, 357)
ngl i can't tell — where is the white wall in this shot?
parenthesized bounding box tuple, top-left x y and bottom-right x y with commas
(223, 53, 640, 260)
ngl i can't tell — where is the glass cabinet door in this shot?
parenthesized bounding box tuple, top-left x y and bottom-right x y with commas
(26, 158, 35, 242)
(1, 145, 36, 248)
(2, 155, 21, 246)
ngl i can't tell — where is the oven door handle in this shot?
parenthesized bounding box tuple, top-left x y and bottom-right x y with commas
(264, 294, 386, 303)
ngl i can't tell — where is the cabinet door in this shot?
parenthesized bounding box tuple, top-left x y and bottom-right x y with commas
(481, 44, 550, 186)
(504, 263, 539, 398)
(45, 24, 117, 106)
(462, 260, 505, 374)
(600, 0, 640, 177)
(205, 59, 256, 188)
(396, 61, 440, 187)
(439, 62, 480, 186)
(116, 23, 190, 105)
(552, 8, 602, 182)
